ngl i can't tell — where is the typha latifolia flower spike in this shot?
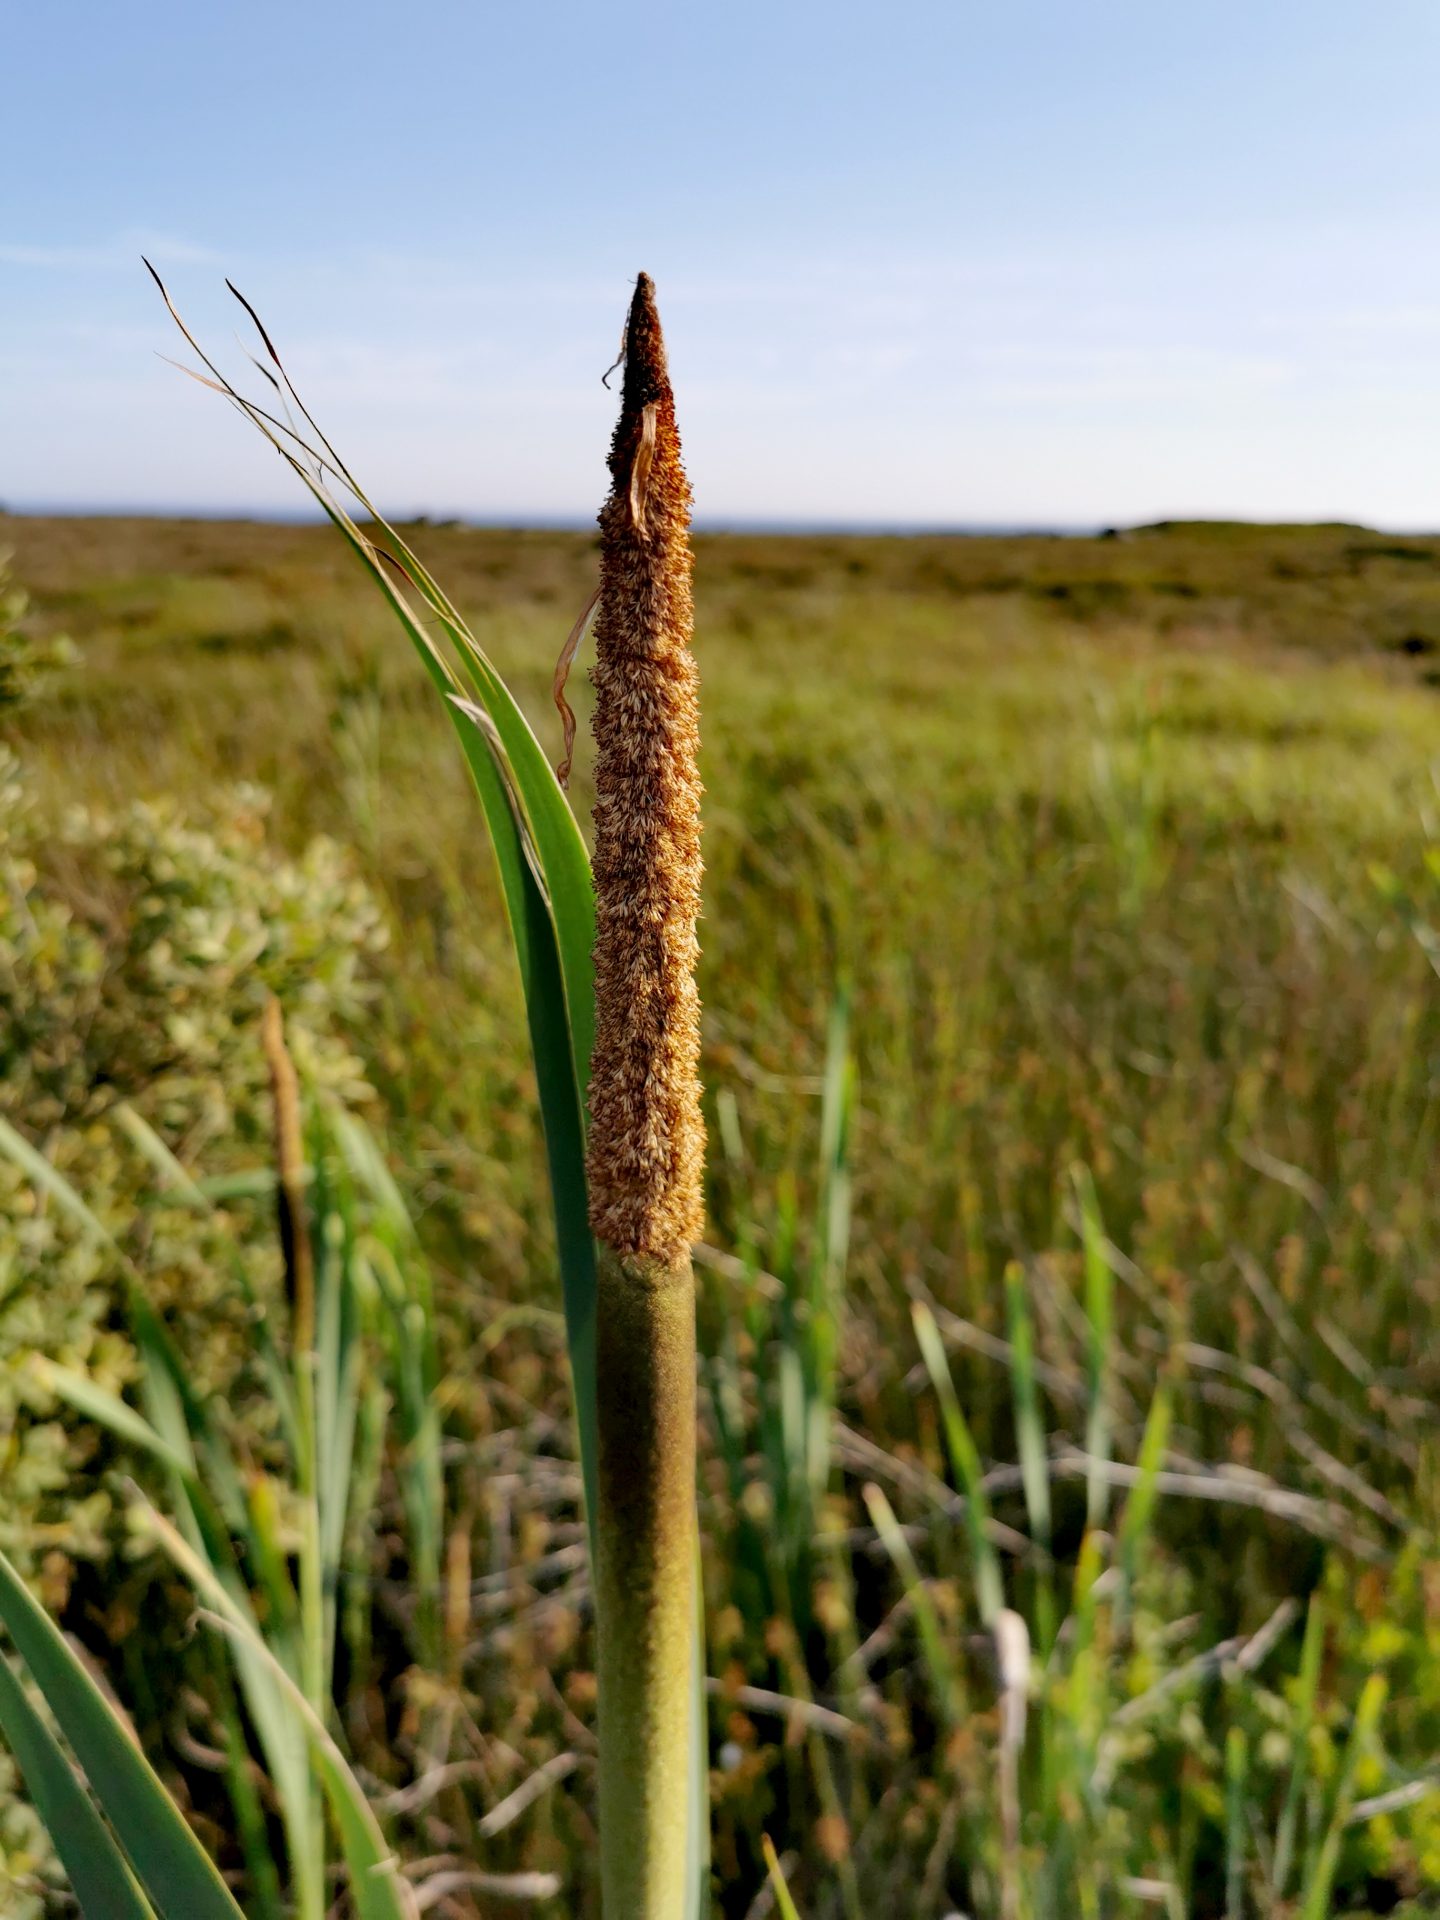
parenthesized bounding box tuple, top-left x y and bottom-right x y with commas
(588, 271, 705, 1263)
(589, 272, 704, 1920)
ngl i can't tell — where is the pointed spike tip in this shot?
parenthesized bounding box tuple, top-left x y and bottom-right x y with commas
(613, 274, 670, 459)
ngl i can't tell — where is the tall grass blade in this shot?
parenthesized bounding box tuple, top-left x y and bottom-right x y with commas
(1073, 1165, 1114, 1531)
(1225, 1725, 1248, 1918)
(808, 995, 854, 1500)
(332, 1110, 413, 1229)
(333, 1115, 443, 1656)
(367, 1237, 445, 1667)
(1299, 1674, 1386, 1920)
(33, 1364, 194, 1480)
(225, 1251, 301, 1454)
(148, 268, 599, 1525)
(1064, 1526, 1109, 1776)
(125, 1306, 321, 1915)
(863, 1482, 960, 1726)
(309, 1133, 366, 1676)
(761, 1835, 805, 1920)
(1004, 1262, 1056, 1647)
(0, 1131, 312, 1904)
(0, 1115, 119, 1251)
(911, 1301, 1004, 1625)
(0, 1652, 158, 1920)
(209, 1664, 287, 1920)
(1117, 1374, 1173, 1617)
(0, 1549, 246, 1920)
(1274, 1594, 1325, 1899)
(139, 1506, 418, 1920)
(111, 1102, 209, 1209)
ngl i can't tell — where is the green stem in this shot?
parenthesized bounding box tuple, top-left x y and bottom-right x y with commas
(594, 1245, 698, 1919)
(293, 1348, 328, 1920)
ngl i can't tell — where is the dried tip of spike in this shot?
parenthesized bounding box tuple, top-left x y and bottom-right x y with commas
(607, 274, 672, 474)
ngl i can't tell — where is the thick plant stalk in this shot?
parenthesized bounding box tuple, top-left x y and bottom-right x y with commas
(589, 273, 704, 1920)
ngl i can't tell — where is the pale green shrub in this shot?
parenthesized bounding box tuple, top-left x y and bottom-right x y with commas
(0, 559, 74, 714)
(0, 749, 387, 1573)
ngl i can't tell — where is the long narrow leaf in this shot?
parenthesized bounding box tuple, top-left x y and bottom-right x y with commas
(150, 272, 600, 1526)
(33, 1364, 194, 1480)
(1274, 1595, 1326, 1898)
(912, 1301, 1005, 1626)
(139, 1505, 417, 1920)
(0, 1117, 118, 1251)
(1300, 1675, 1386, 1920)
(0, 1550, 245, 1920)
(111, 1104, 210, 1210)
(122, 1311, 320, 1918)
(1225, 1726, 1248, 1918)
(761, 1835, 804, 1920)
(199, 1609, 417, 1920)
(446, 698, 597, 1509)
(1073, 1165, 1114, 1531)
(1117, 1375, 1174, 1624)
(208, 1659, 287, 1920)
(807, 996, 854, 1500)
(1005, 1262, 1056, 1649)
(863, 1482, 961, 1726)
(0, 1653, 157, 1920)
(1004, 1264, 1051, 1557)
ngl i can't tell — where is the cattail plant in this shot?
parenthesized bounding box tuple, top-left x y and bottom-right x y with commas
(588, 273, 705, 1919)
(134, 265, 712, 1916)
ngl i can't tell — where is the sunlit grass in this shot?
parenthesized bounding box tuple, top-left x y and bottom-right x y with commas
(4, 506, 1440, 1911)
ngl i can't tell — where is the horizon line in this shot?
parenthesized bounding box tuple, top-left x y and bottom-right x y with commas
(2, 503, 1431, 540)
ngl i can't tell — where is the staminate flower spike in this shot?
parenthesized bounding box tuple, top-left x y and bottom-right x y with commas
(588, 273, 705, 1262)
(589, 272, 705, 1920)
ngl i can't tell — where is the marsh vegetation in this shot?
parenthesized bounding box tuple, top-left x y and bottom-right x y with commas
(2, 507, 1439, 1915)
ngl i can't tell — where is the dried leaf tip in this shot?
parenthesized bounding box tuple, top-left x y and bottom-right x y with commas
(608, 274, 666, 437)
(586, 274, 705, 1263)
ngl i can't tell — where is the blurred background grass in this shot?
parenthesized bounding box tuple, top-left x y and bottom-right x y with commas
(2, 512, 1439, 1915)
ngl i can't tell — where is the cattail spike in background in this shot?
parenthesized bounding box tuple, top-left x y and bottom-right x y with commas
(589, 272, 705, 1920)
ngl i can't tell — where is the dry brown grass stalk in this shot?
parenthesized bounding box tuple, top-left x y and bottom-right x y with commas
(261, 996, 313, 1355)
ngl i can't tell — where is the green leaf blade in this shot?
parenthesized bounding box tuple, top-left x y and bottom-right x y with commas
(0, 1653, 158, 1920)
(0, 1550, 245, 1920)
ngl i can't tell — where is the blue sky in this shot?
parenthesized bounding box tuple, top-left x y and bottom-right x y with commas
(7, 1, 1440, 526)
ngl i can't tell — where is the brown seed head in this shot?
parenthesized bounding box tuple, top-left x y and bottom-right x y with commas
(586, 274, 705, 1262)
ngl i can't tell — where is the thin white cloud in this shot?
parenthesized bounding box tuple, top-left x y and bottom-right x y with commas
(0, 231, 220, 271)
(11, 224, 1440, 524)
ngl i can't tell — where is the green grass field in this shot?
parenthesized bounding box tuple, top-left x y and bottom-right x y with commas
(3, 511, 1439, 1915)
